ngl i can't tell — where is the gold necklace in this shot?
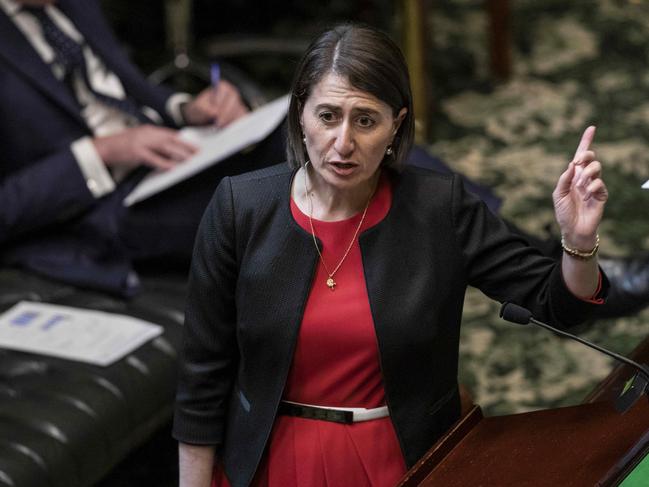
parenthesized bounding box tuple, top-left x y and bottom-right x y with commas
(303, 166, 375, 291)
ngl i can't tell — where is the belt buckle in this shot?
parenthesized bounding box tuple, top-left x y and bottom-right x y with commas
(308, 405, 353, 424)
(289, 404, 354, 424)
(324, 408, 353, 424)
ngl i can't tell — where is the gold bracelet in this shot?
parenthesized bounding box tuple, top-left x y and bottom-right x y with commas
(561, 234, 600, 261)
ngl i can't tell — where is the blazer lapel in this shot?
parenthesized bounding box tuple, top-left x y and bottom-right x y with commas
(0, 12, 85, 126)
(250, 173, 319, 364)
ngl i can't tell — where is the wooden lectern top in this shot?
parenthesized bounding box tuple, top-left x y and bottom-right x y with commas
(397, 398, 649, 487)
(398, 322, 649, 486)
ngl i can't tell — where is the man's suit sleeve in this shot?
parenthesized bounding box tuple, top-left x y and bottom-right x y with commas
(449, 174, 607, 328)
(173, 177, 239, 446)
(0, 0, 183, 245)
(0, 147, 99, 245)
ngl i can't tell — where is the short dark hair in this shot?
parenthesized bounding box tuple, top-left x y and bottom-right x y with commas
(286, 23, 414, 170)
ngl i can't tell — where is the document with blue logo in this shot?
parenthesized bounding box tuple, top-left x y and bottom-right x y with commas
(0, 301, 162, 366)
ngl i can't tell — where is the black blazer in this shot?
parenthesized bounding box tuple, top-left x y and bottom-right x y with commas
(173, 163, 604, 487)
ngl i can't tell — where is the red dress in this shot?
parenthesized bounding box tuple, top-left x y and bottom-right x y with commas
(212, 174, 407, 486)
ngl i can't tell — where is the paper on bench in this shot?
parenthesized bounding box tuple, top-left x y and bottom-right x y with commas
(123, 94, 290, 206)
(642, 180, 649, 189)
(0, 301, 163, 366)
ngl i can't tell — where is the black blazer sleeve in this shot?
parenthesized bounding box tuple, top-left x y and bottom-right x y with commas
(450, 174, 606, 328)
(173, 177, 239, 445)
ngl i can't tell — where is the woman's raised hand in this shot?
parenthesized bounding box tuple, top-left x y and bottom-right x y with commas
(552, 126, 608, 250)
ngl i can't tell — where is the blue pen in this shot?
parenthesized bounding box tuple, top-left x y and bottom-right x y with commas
(210, 63, 221, 125)
(210, 63, 221, 99)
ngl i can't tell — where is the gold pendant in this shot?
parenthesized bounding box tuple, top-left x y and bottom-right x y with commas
(326, 277, 336, 290)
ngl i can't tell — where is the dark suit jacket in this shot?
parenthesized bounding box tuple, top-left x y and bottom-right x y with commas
(173, 163, 605, 487)
(0, 0, 176, 294)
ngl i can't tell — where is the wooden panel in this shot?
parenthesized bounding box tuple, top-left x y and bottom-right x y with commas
(401, 0, 429, 142)
(398, 399, 649, 486)
(487, 0, 511, 80)
(584, 337, 649, 404)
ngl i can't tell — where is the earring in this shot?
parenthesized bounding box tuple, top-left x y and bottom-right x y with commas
(386, 145, 394, 156)
(303, 136, 307, 145)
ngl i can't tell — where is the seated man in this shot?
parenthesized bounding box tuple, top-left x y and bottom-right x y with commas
(0, 0, 282, 296)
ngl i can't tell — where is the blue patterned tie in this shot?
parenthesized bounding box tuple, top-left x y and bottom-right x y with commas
(24, 7, 153, 123)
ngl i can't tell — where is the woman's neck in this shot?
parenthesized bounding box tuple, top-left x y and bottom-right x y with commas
(293, 166, 379, 221)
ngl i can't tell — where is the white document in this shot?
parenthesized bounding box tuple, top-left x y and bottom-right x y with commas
(124, 94, 290, 206)
(642, 180, 649, 189)
(0, 301, 163, 366)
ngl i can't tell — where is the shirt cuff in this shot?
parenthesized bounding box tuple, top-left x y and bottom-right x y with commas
(70, 136, 116, 197)
(167, 92, 193, 126)
(577, 271, 605, 305)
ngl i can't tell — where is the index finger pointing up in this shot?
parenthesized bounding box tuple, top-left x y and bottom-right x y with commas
(573, 125, 596, 161)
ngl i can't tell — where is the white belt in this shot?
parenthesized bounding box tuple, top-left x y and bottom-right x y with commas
(280, 400, 389, 423)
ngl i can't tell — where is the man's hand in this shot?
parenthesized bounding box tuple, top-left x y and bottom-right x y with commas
(182, 80, 249, 128)
(93, 125, 197, 171)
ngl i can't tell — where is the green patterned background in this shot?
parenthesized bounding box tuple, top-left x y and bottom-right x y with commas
(102, 0, 649, 417)
(426, 0, 649, 415)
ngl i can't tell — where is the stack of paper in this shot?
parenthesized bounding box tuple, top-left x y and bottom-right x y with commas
(0, 301, 163, 366)
(124, 94, 290, 206)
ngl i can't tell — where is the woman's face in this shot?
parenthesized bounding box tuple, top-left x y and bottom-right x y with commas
(300, 72, 406, 194)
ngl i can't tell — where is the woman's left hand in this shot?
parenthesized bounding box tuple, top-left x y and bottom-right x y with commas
(552, 125, 608, 249)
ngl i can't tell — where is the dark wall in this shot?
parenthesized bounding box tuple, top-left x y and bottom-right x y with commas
(100, 0, 395, 70)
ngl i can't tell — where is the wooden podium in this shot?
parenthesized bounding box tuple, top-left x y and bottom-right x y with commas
(397, 340, 649, 486)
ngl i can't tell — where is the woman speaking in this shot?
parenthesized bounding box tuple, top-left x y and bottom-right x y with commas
(173, 24, 608, 487)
